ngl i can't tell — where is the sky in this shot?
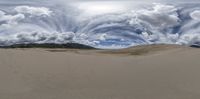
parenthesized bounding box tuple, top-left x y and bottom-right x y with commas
(0, 0, 199, 3)
(0, 0, 200, 48)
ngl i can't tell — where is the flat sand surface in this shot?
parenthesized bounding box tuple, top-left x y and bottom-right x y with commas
(0, 45, 200, 99)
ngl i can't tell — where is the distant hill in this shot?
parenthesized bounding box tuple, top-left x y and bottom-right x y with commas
(0, 43, 95, 49)
(190, 44, 200, 48)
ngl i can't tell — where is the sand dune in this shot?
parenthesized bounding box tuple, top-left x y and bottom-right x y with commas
(0, 45, 200, 99)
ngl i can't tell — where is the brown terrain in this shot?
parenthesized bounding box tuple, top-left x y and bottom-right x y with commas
(0, 44, 200, 99)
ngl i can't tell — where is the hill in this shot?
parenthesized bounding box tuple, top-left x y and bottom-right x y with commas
(0, 43, 95, 49)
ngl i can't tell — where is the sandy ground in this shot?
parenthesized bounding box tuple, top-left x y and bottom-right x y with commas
(0, 45, 200, 99)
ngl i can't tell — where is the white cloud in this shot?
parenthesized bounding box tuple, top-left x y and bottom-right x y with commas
(178, 33, 200, 45)
(14, 6, 52, 17)
(1, 2, 200, 48)
(136, 3, 180, 29)
(190, 10, 200, 21)
(0, 32, 76, 45)
(0, 10, 25, 28)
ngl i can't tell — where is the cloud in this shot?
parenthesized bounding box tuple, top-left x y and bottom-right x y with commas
(0, 32, 75, 45)
(178, 33, 200, 45)
(0, 6, 53, 28)
(0, 10, 25, 28)
(136, 3, 180, 29)
(1, 1, 200, 48)
(190, 10, 200, 21)
(0, 6, 53, 35)
(14, 6, 52, 17)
